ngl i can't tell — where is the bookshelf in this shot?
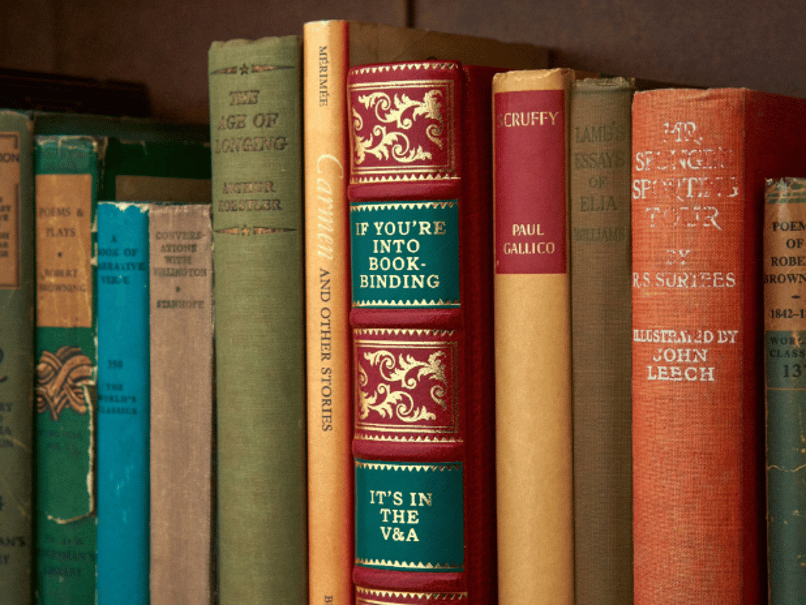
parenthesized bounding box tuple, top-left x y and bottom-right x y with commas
(2, 1, 803, 603)
(0, 0, 803, 124)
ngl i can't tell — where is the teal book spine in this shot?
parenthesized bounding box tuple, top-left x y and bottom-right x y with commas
(208, 36, 307, 605)
(0, 110, 35, 605)
(764, 177, 806, 604)
(34, 135, 99, 605)
(96, 202, 150, 605)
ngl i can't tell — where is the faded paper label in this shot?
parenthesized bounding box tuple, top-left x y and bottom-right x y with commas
(36, 174, 93, 328)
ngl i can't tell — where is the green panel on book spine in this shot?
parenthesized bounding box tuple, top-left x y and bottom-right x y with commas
(34, 135, 99, 605)
(208, 36, 307, 605)
(0, 110, 34, 605)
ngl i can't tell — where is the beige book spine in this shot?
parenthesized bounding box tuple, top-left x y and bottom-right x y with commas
(303, 20, 354, 605)
(149, 204, 214, 605)
(493, 68, 574, 605)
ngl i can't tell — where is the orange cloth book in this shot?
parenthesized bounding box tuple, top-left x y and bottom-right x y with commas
(631, 88, 806, 604)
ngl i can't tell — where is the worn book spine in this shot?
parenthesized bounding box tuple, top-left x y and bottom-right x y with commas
(632, 88, 806, 604)
(32, 113, 212, 206)
(568, 77, 634, 605)
(96, 202, 150, 605)
(302, 20, 354, 605)
(208, 36, 307, 605)
(149, 204, 214, 605)
(34, 135, 99, 605)
(0, 110, 34, 605)
(763, 177, 806, 605)
(348, 60, 498, 605)
(492, 68, 574, 605)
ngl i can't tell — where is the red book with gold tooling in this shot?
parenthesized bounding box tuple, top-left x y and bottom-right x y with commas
(348, 60, 499, 605)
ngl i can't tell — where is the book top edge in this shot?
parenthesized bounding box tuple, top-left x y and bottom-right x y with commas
(209, 35, 300, 50)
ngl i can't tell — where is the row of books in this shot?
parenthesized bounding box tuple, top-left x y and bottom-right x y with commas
(0, 110, 214, 605)
(208, 20, 806, 605)
(3, 16, 806, 605)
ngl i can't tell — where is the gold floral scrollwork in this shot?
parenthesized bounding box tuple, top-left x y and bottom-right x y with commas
(36, 346, 93, 421)
(358, 349, 448, 423)
(353, 90, 445, 166)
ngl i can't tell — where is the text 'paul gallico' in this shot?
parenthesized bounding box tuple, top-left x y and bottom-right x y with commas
(496, 109, 560, 257)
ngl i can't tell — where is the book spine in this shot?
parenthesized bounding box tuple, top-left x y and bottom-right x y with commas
(303, 20, 354, 605)
(568, 78, 634, 604)
(630, 88, 762, 604)
(492, 68, 574, 605)
(96, 202, 150, 605)
(208, 36, 307, 605)
(348, 60, 497, 605)
(0, 110, 34, 605)
(149, 204, 214, 605)
(763, 177, 806, 605)
(34, 135, 99, 605)
(99, 138, 212, 203)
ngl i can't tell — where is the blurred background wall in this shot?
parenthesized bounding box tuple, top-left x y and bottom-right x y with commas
(1, 0, 801, 123)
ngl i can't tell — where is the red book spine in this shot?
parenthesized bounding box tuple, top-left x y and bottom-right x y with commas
(348, 61, 498, 605)
(631, 88, 806, 604)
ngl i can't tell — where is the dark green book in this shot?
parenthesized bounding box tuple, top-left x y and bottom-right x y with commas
(764, 177, 806, 605)
(208, 36, 307, 605)
(99, 137, 210, 202)
(33, 111, 211, 204)
(0, 110, 35, 605)
(35, 135, 99, 605)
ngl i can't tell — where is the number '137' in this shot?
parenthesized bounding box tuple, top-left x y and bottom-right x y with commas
(784, 364, 803, 378)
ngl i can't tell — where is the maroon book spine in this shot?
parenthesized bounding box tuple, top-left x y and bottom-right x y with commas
(347, 61, 499, 605)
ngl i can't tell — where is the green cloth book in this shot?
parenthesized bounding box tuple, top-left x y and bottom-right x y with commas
(208, 36, 307, 604)
(569, 77, 634, 604)
(764, 177, 806, 604)
(0, 110, 35, 605)
(35, 135, 99, 605)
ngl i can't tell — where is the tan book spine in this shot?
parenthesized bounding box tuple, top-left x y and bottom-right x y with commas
(303, 20, 354, 605)
(493, 68, 574, 605)
(149, 204, 214, 605)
